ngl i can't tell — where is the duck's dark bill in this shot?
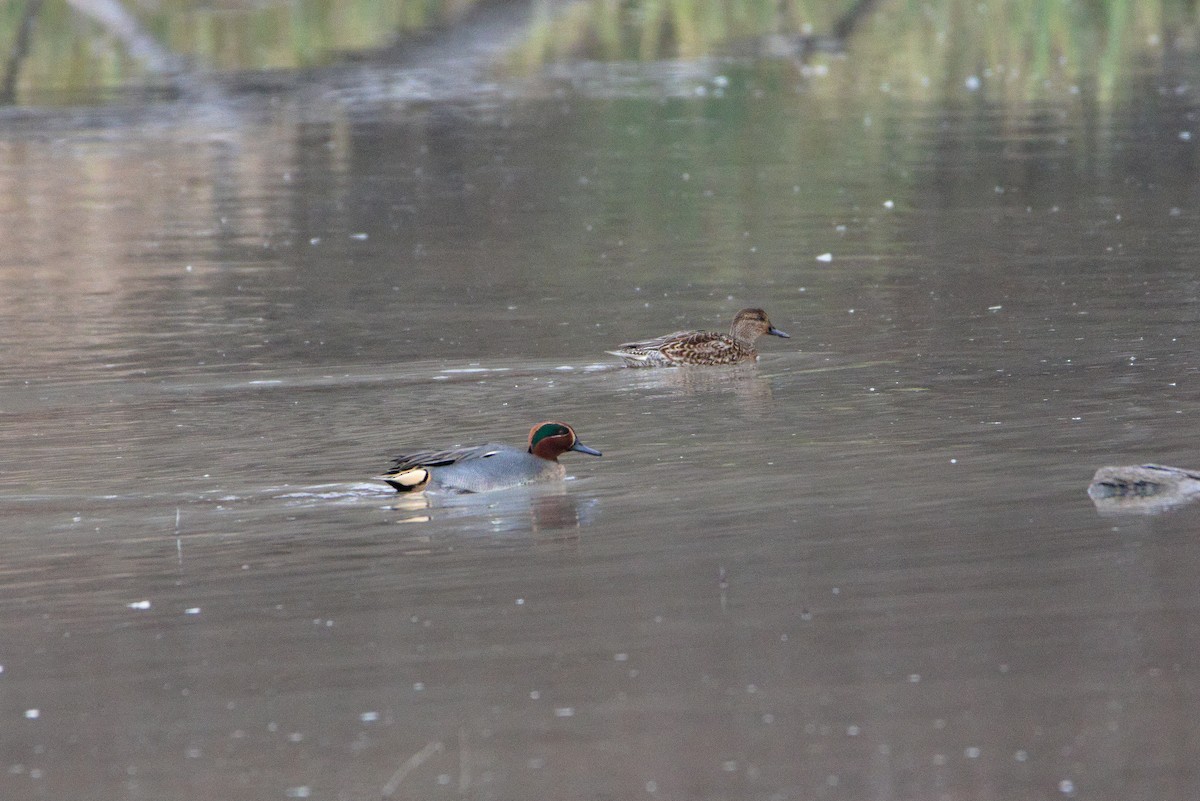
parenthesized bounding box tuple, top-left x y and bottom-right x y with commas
(572, 442, 603, 456)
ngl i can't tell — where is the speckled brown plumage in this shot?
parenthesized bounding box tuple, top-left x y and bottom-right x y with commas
(607, 308, 790, 367)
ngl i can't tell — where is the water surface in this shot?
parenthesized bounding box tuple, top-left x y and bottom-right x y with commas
(2, 52, 1199, 801)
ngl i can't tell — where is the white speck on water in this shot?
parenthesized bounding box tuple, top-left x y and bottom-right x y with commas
(816, 252, 833, 262)
(932, 754, 947, 766)
(746, 684, 758, 694)
(24, 709, 39, 719)
(529, 690, 540, 700)
(831, 587, 840, 595)
(350, 232, 368, 240)
(1180, 131, 1192, 141)
(527, 757, 545, 769)
(413, 682, 424, 692)
(515, 598, 525, 606)
(287, 732, 303, 743)
(827, 774, 840, 787)
(762, 713, 774, 724)
(185, 607, 201, 615)
(309, 237, 320, 245)
(185, 264, 193, 272)
(847, 725, 860, 736)
(883, 199, 894, 209)
(722, 760, 738, 772)
(965, 75, 981, 91)
(681, 172, 690, 181)
(988, 305, 1003, 311)
(614, 653, 628, 661)
(713, 75, 729, 87)
(1059, 779, 1075, 794)
(933, 718, 946, 729)
(436, 775, 451, 785)
(965, 746, 981, 758)
(127, 600, 151, 610)
(908, 673, 921, 683)
(360, 711, 379, 723)
(950, 458, 958, 464)
(554, 707, 575, 717)
(285, 787, 310, 798)
(1015, 750, 1029, 762)
(645, 780, 658, 793)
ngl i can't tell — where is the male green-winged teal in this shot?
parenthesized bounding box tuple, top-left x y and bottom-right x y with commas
(381, 421, 601, 493)
(607, 307, 790, 367)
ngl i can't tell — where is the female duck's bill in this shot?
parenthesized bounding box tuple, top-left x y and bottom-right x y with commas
(382, 421, 601, 494)
(607, 307, 790, 367)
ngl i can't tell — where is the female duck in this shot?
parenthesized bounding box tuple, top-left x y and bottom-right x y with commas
(382, 421, 601, 493)
(607, 307, 790, 367)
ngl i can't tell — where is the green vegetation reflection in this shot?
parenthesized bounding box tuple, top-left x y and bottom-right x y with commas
(513, 0, 1200, 102)
(2, 0, 1199, 104)
(0, 0, 477, 99)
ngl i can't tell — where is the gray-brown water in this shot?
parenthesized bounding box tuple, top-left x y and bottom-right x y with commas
(3, 56, 1200, 801)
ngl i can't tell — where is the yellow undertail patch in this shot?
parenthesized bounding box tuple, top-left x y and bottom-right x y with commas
(384, 468, 430, 492)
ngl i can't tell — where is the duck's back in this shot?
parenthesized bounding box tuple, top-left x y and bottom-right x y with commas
(610, 330, 753, 367)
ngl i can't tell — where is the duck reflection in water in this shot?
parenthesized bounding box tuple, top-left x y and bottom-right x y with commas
(1087, 464, 1200, 515)
(619, 362, 776, 416)
(389, 483, 597, 534)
